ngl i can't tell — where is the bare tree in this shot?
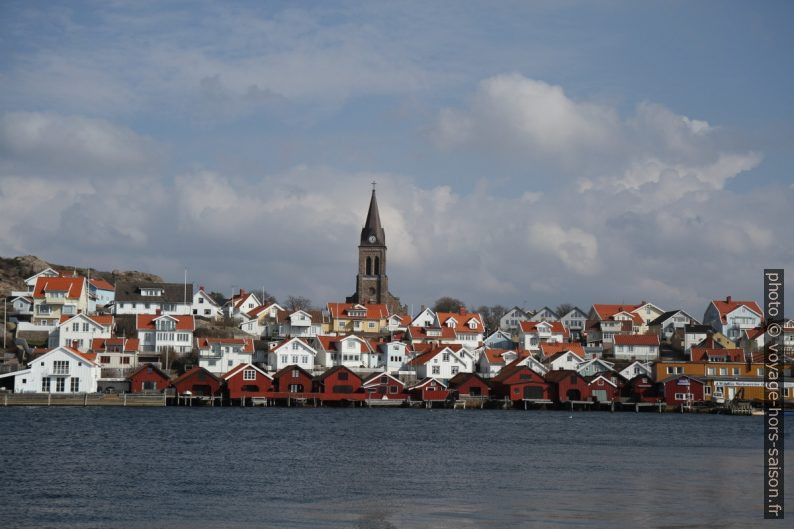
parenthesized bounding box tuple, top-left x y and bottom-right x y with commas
(555, 303, 575, 317)
(284, 295, 313, 311)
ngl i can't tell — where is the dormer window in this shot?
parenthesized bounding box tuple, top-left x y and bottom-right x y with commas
(141, 289, 163, 297)
(468, 320, 477, 329)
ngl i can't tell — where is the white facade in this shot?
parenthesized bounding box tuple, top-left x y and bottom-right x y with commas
(547, 352, 585, 371)
(613, 342, 660, 361)
(703, 302, 762, 341)
(619, 361, 652, 380)
(560, 307, 588, 338)
(412, 347, 473, 380)
(198, 338, 254, 375)
(192, 289, 222, 320)
(9, 346, 99, 393)
(411, 307, 437, 327)
(10, 296, 33, 316)
(529, 307, 559, 322)
(225, 291, 261, 320)
(499, 307, 529, 333)
(519, 321, 566, 351)
(51, 314, 112, 351)
(377, 341, 409, 373)
(268, 338, 316, 372)
(137, 314, 194, 354)
(650, 310, 699, 340)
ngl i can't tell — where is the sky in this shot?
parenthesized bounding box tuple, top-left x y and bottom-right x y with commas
(0, 0, 792, 317)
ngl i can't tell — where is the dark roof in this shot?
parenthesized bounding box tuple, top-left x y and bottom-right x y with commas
(273, 364, 313, 379)
(171, 366, 221, 385)
(447, 372, 490, 388)
(685, 324, 712, 333)
(127, 363, 170, 381)
(543, 369, 584, 383)
(360, 189, 385, 246)
(649, 310, 682, 326)
(314, 365, 362, 382)
(114, 281, 194, 303)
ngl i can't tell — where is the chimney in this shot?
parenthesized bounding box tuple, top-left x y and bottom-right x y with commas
(459, 306, 466, 315)
(199, 285, 205, 292)
(726, 296, 732, 304)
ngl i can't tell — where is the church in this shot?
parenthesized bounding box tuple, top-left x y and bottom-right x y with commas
(346, 186, 402, 314)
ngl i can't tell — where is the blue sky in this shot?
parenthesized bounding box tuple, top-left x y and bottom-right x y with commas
(0, 0, 791, 315)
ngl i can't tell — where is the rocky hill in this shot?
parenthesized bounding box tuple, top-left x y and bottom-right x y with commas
(0, 255, 163, 297)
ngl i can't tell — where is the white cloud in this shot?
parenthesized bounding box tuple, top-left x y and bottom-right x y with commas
(435, 74, 619, 159)
(0, 112, 161, 176)
(528, 223, 599, 275)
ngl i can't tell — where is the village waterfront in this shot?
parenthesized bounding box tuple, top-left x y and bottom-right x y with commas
(1, 406, 789, 529)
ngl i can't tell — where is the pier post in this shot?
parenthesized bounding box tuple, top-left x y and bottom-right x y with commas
(84, 393, 88, 406)
(610, 401, 614, 413)
(123, 393, 127, 407)
(48, 393, 51, 406)
(634, 403, 638, 413)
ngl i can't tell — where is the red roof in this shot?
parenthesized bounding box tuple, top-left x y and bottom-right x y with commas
(59, 314, 113, 327)
(691, 348, 745, 362)
(63, 346, 98, 365)
(711, 298, 763, 322)
(614, 334, 660, 346)
(539, 342, 585, 359)
(89, 278, 115, 291)
(90, 337, 139, 353)
(435, 311, 485, 334)
(408, 325, 456, 341)
(327, 302, 389, 320)
(136, 314, 195, 331)
(518, 320, 569, 336)
(591, 304, 641, 320)
(196, 337, 254, 353)
(33, 276, 85, 299)
(481, 348, 515, 364)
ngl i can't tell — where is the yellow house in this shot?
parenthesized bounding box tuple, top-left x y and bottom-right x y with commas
(326, 303, 389, 335)
(654, 360, 793, 403)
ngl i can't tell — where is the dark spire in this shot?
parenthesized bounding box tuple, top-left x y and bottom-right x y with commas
(360, 187, 385, 245)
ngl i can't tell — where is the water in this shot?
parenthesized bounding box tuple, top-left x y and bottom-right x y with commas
(0, 407, 789, 529)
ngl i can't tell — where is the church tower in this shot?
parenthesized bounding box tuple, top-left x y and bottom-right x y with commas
(346, 185, 401, 313)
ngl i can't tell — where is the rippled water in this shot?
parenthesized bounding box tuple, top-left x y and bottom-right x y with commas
(0, 407, 789, 529)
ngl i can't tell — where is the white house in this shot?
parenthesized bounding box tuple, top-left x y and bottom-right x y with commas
(546, 351, 585, 371)
(483, 330, 515, 350)
(312, 334, 375, 370)
(136, 313, 195, 354)
(192, 287, 223, 320)
(90, 338, 140, 373)
(477, 348, 522, 377)
(268, 337, 317, 372)
(197, 337, 256, 375)
(270, 310, 324, 339)
(50, 314, 113, 351)
(576, 358, 615, 377)
(612, 334, 660, 361)
(649, 309, 700, 341)
(375, 341, 410, 373)
(511, 355, 549, 377)
(618, 361, 652, 381)
(408, 345, 473, 380)
(1, 346, 99, 393)
(518, 321, 568, 351)
(435, 310, 485, 347)
(114, 281, 193, 316)
(224, 289, 261, 321)
(499, 307, 530, 333)
(8, 295, 34, 317)
(239, 302, 288, 336)
(559, 307, 588, 340)
(683, 324, 712, 353)
(529, 307, 559, 322)
(411, 307, 437, 327)
(703, 296, 763, 341)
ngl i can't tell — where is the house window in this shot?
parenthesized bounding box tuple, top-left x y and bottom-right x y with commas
(704, 386, 712, 396)
(431, 366, 440, 375)
(243, 369, 256, 381)
(389, 385, 398, 394)
(121, 357, 130, 365)
(757, 368, 764, 376)
(301, 356, 308, 364)
(706, 367, 715, 375)
(72, 322, 79, 331)
(100, 356, 111, 364)
(338, 371, 349, 381)
(41, 377, 51, 392)
(53, 360, 69, 375)
(82, 323, 89, 332)
(280, 355, 287, 364)
(442, 353, 450, 362)
(55, 378, 65, 392)
(291, 342, 299, 350)
(719, 368, 727, 375)
(451, 366, 459, 375)
(292, 369, 299, 378)
(732, 368, 740, 375)
(70, 378, 80, 392)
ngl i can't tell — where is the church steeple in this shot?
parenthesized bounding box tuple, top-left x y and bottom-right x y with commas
(360, 186, 385, 246)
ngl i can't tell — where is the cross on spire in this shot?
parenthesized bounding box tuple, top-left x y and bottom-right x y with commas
(371, 180, 377, 191)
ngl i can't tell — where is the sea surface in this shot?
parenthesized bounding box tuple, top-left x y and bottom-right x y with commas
(0, 407, 790, 529)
